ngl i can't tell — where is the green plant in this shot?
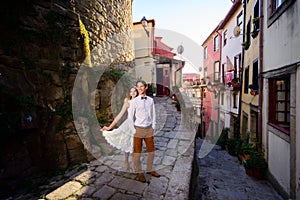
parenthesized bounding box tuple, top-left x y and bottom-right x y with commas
(226, 137, 243, 156)
(241, 41, 250, 50)
(231, 77, 239, 83)
(81, 181, 88, 186)
(175, 100, 181, 111)
(240, 142, 256, 156)
(243, 152, 267, 172)
(251, 30, 259, 38)
(252, 17, 260, 24)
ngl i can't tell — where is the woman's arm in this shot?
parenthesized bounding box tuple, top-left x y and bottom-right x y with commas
(101, 102, 129, 131)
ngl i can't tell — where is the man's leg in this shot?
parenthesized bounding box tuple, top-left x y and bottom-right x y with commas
(144, 135, 155, 172)
(133, 136, 143, 173)
(133, 127, 147, 182)
(144, 127, 160, 177)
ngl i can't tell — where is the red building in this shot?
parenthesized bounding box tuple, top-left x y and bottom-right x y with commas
(183, 73, 200, 85)
(152, 36, 184, 96)
(201, 25, 222, 137)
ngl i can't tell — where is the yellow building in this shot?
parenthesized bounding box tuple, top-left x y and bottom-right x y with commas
(132, 17, 156, 84)
(240, 0, 260, 141)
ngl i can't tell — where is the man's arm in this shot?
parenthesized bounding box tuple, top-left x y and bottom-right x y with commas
(152, 99, 156, 130)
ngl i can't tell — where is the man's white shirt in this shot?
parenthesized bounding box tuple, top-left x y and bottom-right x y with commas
(128, 96, 156, 130)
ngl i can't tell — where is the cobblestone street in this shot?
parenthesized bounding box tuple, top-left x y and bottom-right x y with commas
(8, 96, 284, 200)
(192, 139, 283, 200)
(11, 97, 195, 200)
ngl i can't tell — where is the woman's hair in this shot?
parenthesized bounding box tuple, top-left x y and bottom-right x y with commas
(129, 87, 138, 100)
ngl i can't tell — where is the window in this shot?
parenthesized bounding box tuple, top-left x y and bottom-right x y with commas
(246, 19, 251, 45)
(268, 0, 294, 26)
(234, 54, 241, 78)
(252, 60, 259, 90)
(253, 0, 260, 31)
(269, 77, 290, 133)
(242, 112, 248, 137)
(223, 30, 228, 46)
(164, 69, 168, 77)
(271, 0, 285, 12)
(214, 61, 220, 82)
(221, 92, 224, 105)
(204, 67, 208, 78)
(204, 46, 208, 60)
(214, 35, 219, 52)
(233, 93, 237, 108)
(244, 67, 249, 93)
(222, 63, 226, 83)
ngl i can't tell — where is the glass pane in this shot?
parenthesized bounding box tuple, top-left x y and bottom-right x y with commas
(276, 102, 285, 111)
(276, 112, 285, 122)
(276, 0, 283, 8)
(277, 91, 285, 101)
(276, 80, 284, 90)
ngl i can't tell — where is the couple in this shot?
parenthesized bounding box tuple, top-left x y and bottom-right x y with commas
(101, 80, 160, 183)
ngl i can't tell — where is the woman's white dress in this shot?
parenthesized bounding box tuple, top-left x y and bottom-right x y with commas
(102, 101, 135, 153)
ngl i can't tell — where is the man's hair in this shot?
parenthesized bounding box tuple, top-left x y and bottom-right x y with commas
(136, 80, 147, 87)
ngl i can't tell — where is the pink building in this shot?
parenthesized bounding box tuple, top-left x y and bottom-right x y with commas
(201, 25, 222, 137)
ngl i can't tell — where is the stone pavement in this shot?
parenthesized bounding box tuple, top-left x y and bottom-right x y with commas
(192, 139, 284, 200)
(13, 96, 196, 200)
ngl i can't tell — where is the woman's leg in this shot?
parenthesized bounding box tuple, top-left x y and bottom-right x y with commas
(124, 152, 129, 169)
(130, 153, 135, 172)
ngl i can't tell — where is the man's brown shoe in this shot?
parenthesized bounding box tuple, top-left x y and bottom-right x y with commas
(136, 173, 146, 183)
(146, 170, 160, 177)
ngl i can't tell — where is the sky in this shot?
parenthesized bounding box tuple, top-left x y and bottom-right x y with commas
(132, 0, 234, 73)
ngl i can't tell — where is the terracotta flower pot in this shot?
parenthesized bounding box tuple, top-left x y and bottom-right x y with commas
(245, 168, 254, 176)
(244, 154, 251, 160)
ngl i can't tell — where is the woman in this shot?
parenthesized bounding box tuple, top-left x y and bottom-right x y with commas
(101, 87, 138, 171)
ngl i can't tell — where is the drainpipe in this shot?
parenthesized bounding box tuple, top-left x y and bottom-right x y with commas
(174, 61, 185, 87)
(258, 0, 264, 145)
(237, 0, 247, 138)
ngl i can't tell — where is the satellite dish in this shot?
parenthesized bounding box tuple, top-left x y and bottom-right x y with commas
(177, 45, 184, 55)
(233, 26, 241, 37)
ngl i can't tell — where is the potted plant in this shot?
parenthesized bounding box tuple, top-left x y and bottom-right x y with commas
(175, 100, 181, 111)
(253, 155, 268, 179)
(152, 86, 157, 96)
(241, 41, 250, 50)
(226, 137, 242, 156)
(240, 142, 256, 160)
(216, 127, 229, 150)
(243, 152, 267, 179)
(248, 84, 258, 95)
(251, 17, 260, 38)
(251, 30, 259, 38)
(231, 78, 239, 88)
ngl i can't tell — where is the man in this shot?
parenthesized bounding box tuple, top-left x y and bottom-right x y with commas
(128, 80, 160, 183)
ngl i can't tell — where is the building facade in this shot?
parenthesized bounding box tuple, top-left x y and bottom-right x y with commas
(202, 26, 222, 138)
(261, 0, 300, 198)
(218, 1, 243, 137)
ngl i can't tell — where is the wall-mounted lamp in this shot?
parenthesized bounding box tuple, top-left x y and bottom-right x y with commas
(206, 81, 212, 90)
(141, 16, 149, 37)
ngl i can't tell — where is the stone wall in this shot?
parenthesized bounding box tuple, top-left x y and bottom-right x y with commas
(0, 0, 134, 192)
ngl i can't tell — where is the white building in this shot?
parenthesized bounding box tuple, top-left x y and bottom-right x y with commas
(262, 0, 300, 198)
